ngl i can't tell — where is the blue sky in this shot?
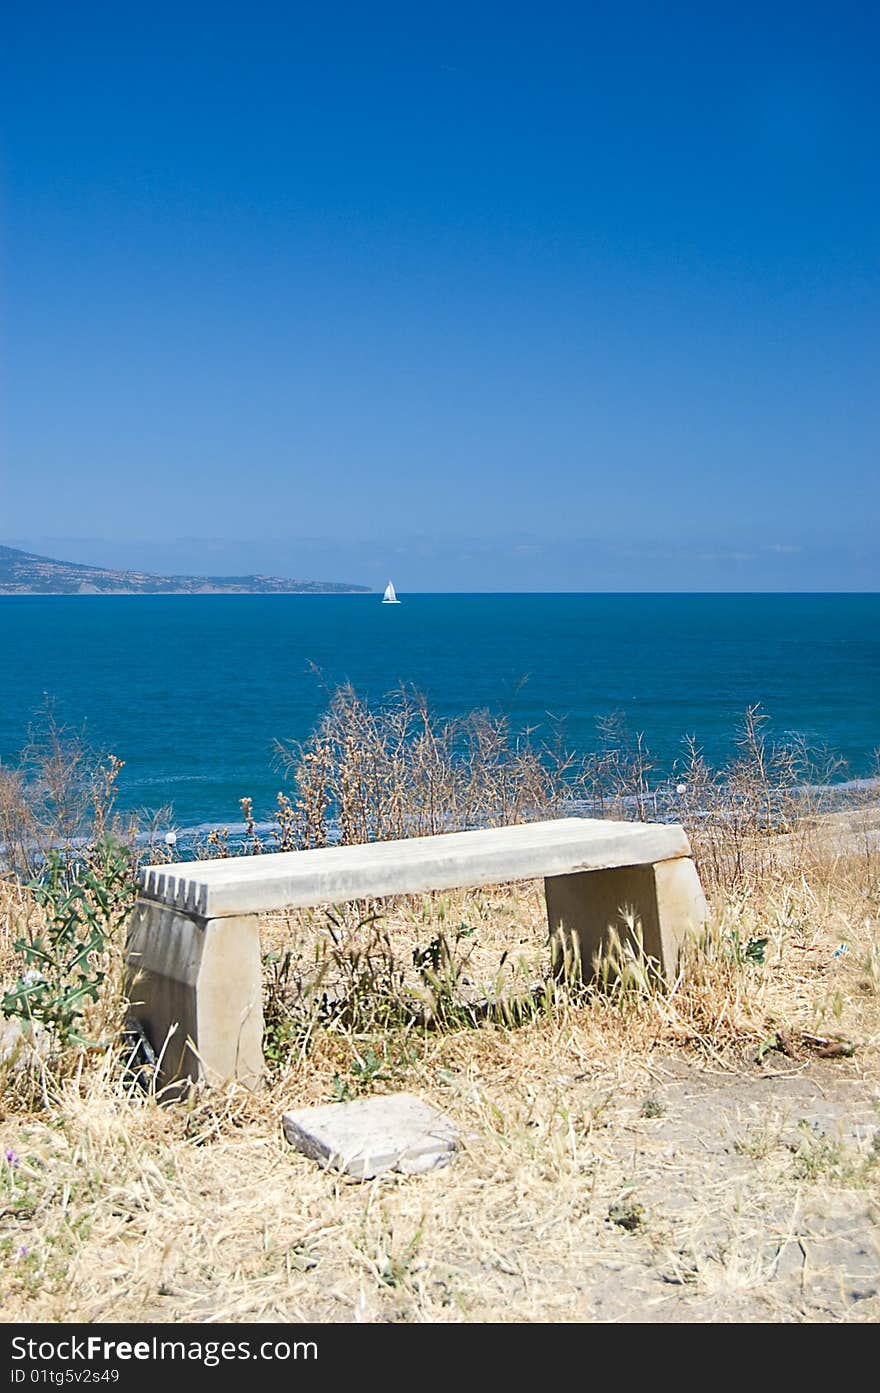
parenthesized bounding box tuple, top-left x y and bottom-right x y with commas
(2, 2, 878, 590)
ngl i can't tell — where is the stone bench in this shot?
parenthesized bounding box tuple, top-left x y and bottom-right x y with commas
(126, 817, 707, 1092)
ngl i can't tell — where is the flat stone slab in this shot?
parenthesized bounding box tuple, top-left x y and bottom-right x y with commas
(138, 816, 692, 918)
(282, 1093, 460, 1180)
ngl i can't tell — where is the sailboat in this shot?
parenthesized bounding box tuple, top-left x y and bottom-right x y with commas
(382, 580, 401, 604)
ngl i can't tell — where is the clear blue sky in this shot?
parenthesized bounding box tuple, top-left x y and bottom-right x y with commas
(2, 2, 878, 590)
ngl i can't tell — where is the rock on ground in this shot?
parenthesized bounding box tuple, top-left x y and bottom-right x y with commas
(282, 1092, 460, 1179)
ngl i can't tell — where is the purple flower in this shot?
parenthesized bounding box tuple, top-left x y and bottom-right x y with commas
(4, 1148, 18, 1166)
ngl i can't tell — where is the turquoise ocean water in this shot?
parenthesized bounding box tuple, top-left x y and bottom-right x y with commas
(1, 593, 878, 833)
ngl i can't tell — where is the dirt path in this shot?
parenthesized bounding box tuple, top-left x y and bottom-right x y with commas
(545, 1058, 879, 1322)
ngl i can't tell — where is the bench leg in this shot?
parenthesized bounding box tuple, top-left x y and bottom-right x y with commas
(126, 899, 265, 1095)
(544, 856, 707, 986)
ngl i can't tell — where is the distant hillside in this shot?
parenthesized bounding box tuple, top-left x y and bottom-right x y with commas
(0, 545, 371, 595)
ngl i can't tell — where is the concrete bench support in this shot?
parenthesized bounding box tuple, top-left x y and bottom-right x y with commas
(126, 901, 264, 1094)
(545, 855, 707, 984)
(125, 817, 706, 1093)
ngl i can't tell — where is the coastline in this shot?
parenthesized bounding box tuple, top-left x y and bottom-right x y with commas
(0, 589, 375, 596)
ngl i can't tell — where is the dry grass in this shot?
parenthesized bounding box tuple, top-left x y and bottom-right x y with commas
(0, 709, 167, 882)
(1, 693, 878, 1322)
(1, 818, 879, 1324)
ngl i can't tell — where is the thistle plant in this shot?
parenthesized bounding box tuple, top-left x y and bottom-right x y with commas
(2, 837, 137, 1049)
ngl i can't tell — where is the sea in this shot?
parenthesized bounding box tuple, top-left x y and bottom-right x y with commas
(1, 593, 878, 838)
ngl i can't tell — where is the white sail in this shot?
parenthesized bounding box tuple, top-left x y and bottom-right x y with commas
(382, 580, 400, 603)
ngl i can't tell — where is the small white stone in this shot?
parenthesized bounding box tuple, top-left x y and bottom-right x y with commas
(282, 1093, 460, 1180)
(0, 1015, 49, 1072)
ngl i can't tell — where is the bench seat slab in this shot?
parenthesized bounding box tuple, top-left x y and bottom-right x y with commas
(138, 817, 692, 920)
